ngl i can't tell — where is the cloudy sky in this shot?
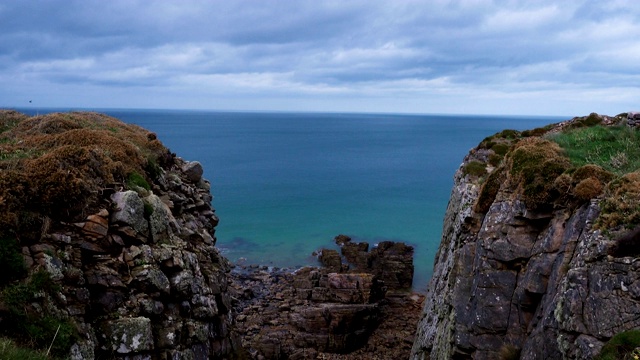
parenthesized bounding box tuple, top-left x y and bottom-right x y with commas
(1, 1, 639, 116)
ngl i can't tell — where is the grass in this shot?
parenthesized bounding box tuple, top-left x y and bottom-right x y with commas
(595, 329, 640, 360)
(463, 161, 487, 177)
(547, 125, 640, 176)
(1, 270, 77, 357)
(0, 337, 48, 360)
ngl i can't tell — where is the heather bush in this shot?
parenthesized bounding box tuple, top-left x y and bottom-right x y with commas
(573, 177, 604, 201)
(597, 171, 640, 229)
(0, 111, 170, 224)
(507, 138, 570, 210)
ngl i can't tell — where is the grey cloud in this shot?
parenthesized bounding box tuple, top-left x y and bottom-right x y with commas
(1, 0, 640, 114)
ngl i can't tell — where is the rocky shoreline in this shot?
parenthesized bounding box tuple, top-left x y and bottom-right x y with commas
(229, 236, 425, 359)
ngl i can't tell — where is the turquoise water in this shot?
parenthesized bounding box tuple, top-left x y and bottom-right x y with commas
(15, 108, 563, 289)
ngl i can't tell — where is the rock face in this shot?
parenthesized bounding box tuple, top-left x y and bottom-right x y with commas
(33, 156, 239, 359)
(232, 238, 424, 359)
(0, 112, 240, 359)
(411, 124, 640, 359)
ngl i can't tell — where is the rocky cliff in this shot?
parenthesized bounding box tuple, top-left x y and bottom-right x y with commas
(0, 111, 240, 358)
(411, 113, 640, 359)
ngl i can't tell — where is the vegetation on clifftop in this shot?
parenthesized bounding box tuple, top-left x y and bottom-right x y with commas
(0, 110, 172, 238)
(0, 110, 174, 356)
(471, 112, 640, 230)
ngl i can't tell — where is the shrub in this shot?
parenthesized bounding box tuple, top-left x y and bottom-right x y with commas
(572, 164, 615, 185)
(574, 177, 603, 201)
(0, 111, 170, 225)
(507, 138, 570, 210)
(521, 127, 548, 137)
(553, 173, 573, 198)
(497, 129, 520, 139)
(463, 161, 487, 177)
(491, 143, 510, 156)
(595, 329, 640, 360)
(597, 171, 640, 229)
(488, 153, 503, 167)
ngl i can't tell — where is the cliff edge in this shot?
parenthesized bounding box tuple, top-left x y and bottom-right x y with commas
(411, 113, 640, 359)
(0, 111, 240, 358)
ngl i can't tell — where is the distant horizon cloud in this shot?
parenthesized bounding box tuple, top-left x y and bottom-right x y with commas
(1, 0, 640, 116)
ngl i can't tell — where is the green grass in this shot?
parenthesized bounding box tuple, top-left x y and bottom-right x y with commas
(1, 271, 77, 357)
(126, 171, 151, 191)
(548, 125, 640, 176)
(463, 161, 487, 177)
(595, 329, 640, 360)
(0, 337, 48, 360)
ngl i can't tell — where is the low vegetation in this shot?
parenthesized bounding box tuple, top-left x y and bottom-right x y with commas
(0, 110, 175, 357)
(0, 110, 171, 239)
(1, 270, 77, 357)
(595, 329, 640, 360)
(471, 113, 640, 230)
(506, 137, 570, 210)
(548, 124, 640, 176)
(0, 337, 48, 360)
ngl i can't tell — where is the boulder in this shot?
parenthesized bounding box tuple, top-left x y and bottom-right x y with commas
(182, 161, 204, 183)
(110, 191, 149, 239)
(101, 317, 154, 354)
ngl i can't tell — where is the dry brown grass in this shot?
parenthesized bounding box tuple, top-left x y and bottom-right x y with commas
(597, 171, 640, 230)
(0, 110, 170, 237)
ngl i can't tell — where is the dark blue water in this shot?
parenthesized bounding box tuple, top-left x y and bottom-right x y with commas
(15, 108, 564, 289)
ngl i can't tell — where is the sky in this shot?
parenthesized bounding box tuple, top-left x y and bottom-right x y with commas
(1, 0, 640, 116)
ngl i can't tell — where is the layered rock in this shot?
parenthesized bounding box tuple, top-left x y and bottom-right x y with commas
(232, 238, 424, 359)
(411, 116, 640, 359)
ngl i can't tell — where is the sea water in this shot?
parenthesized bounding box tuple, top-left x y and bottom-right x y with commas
(15, 108, 564, 290)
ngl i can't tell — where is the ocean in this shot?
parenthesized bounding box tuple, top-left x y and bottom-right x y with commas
(15, 108, 564, 290)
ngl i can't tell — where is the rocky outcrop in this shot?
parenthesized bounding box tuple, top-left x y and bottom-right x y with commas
(231, 238, 424, 359)
(0, 112, 240, 359)
(411, 116, 640, 359)
(26, 156, 238, 359)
